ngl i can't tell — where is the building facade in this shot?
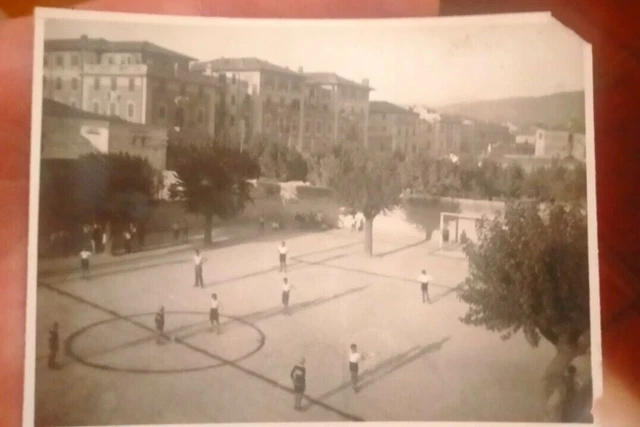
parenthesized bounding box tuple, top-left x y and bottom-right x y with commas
(368, 101, 419, 154)
(191, 58, 306, 150)
(44, 36, 218, 147)
(534, 128, 586, 161)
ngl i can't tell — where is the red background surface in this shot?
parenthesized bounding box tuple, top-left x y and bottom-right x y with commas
(1, 1, 639, 425)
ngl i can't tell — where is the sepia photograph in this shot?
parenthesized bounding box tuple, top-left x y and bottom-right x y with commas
(25, 8, 600, 427)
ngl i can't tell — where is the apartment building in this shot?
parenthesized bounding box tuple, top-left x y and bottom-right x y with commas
(368, 101, 419, 154)
(43, 36, 218, 145)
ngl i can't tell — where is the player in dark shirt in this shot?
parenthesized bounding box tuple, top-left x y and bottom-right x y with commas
(155, 306, 165, 344)
(48, 322, 59, 369)
(290, 358, 306, 410)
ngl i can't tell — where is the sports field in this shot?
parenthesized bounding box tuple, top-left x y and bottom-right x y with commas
(34, 227, 554, 425)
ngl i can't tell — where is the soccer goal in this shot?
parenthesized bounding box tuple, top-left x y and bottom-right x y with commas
(438, 212, 484, 250)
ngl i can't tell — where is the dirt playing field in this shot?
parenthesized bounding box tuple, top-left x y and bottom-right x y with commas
(33, 225, 556, 425)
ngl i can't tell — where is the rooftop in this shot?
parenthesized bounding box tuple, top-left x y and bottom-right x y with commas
(304, 72, 372, 90)
(369, 101, 417, 116)
(191, 57, 302, 77)
(44, 37, 195, 60)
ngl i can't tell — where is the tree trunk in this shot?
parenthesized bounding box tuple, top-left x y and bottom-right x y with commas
(542, 338, 581, 423)
(364, 216, 374, 257)
(204, 214, 213, 245)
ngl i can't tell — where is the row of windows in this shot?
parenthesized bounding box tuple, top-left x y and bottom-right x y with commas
(44, 53, 140, 68)
(92, 100, 137, 120)
(44, 76, 139, 92)
(369, 125, 416, 136)
(155, 104, 208, 126)
(262, 74, 302, 93)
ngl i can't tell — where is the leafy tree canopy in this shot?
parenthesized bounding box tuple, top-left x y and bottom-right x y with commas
(458, 200, 590, 349)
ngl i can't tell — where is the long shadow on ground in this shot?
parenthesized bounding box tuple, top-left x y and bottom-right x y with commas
(301, 336, 451, 411)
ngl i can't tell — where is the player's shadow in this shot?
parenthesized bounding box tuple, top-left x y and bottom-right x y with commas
(300, 336, 451, 411)
(175, 285, 371, 340)
(430, 282, 463, 304)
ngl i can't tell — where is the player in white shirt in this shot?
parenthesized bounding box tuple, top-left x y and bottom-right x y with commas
(349, 343, 368, 392)
(278, 241, 289, 273)
(418, 269, 433, 303)
(79, 249, 92, 279)
(194, 250, 205, 288)
(209, 293, 221, 334)
(282, 277, 294, 315)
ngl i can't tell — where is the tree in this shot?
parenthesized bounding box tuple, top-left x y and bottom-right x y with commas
(171, 143, 260, 244)
(328, 146, 402, 256)
(249, 138, 308, 182)
(458, 201, 590, 420)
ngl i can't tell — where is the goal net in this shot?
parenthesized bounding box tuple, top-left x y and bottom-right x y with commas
(438, 212, 484, 250)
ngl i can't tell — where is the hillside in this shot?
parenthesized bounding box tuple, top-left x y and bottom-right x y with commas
(436, 91, 585, 130)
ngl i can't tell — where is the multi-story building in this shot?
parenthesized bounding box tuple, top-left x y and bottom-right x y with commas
(43, 36, 218, 146)
(368, 101, 419, 154)
(191, 57, 306, 150)
(302, 72, 372, 152)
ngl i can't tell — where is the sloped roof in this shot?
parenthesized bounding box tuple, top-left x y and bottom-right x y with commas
(45, 37, 195, 60)
(43, 98, 129, 123)
(369, 101, 417, 116)
(191, 57, 302, 76)
(304, 72, 372, 90)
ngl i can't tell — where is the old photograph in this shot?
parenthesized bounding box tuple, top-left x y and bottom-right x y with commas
(25, 8, 600, 427)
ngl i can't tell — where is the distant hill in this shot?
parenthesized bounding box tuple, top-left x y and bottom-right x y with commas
(437, 91, 585, 130)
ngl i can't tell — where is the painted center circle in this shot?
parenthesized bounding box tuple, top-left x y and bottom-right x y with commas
(65, 311, 265, 374)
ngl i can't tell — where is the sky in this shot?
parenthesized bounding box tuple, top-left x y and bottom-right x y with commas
(44, 13, 587, 107)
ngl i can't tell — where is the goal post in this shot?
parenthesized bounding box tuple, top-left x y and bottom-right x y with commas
(438, 212, 484, 250)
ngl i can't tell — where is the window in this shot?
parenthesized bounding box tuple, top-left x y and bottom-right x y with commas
(230, 95, 236, 106)
(43, 56, 49, 68)
(55, 78, 62, 90)
(230, 115, 236, 126)
(304, 120, 310, 134)
(126, 102, 135, 120)
(326, 122, 332, 134)
(43, 77, 47, 89)
(108, 56, 115, 65)
(111, 77, 117, 90)
(265, 95, 272, 106)
(196, 108, 205, 124)
(94, 77, 100, 90)
(280, 97, 285, 107)
(157, 105, 167, 120)
(218, 74, 226, 84)
(128, 78, 135, 92)
(71, 55, 79, 67)
(93, 101, 101, 114)
(231, 74, 237, 84)
(316, 121, 322, 133)
(158, 79, 166, 92)
(264, 115, 271, 131)
(175, 107, 185, 128)
(109, 102, 118, 116)
(71, 78, 78, 91)
(55, 55, 63, 67)
(180, 83, 187, 96)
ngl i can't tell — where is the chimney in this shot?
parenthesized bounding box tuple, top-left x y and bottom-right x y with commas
(80, 34, 88, 41)
(362, 78, 369, 87)
(298, 66, 304, 74)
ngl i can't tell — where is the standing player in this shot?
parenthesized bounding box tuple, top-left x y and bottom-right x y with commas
(278, 241, 289, 273)
(282, 277, 294, 315)
(194, 250, 205, 288)
(48, 322, 59, 370)
(349, 343, 367, 392)
(418, 269, 433, 304)
(155, 306, 165, 344)
(209, 293, 221, 334)
(79, 248, 92, 279)
(290, 357, 306, 410)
